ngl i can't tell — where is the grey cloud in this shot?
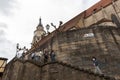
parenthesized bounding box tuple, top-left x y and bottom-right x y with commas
(0, 27, 15, 61)
(0, 22, 8, 28)
(0, 0, 16, 60)
(0, 30, 6, 41)
(0, 39, 16, 61)
(0, 0, 16, 15)
(0, 30, 5, 35)
(0, 22, 8, 40)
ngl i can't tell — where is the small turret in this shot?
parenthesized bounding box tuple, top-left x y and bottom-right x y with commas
(36, 18, 43, 30)
(38, 18, 42, 26)
(32, 18, 46, 46)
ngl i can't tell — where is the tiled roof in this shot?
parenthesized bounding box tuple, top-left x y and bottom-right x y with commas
(85, 0, 112, 17)
(59, 12, 85, 32)
(59, 0, 114, 31)
(0, 57, 8, 60)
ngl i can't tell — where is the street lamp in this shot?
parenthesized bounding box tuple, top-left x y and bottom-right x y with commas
(51, 23, 56, 29)
(16, 43, 28, 59)
(16, 43, 20, 57)
(45, 24, 50, 34)
(51, 21, 63, 29)
(59, 21, 63, 27)
(16, 43, 19, 49)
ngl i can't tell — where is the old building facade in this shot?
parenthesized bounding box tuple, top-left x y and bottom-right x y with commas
(24, 0, 120, 79)
(2, 0, 120, 79)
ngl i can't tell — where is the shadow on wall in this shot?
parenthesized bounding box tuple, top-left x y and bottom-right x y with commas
(111, 14, 120, 27)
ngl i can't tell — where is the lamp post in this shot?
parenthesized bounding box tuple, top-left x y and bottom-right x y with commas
(59, 21, 63, 27)
(51, 21, 63, 29)
(51, 23, 56, 29)
(16, 43, 28, 59)
(45, 24, 50, 34)
(16, 43, 19, 57)
(50, 21, 63, 52)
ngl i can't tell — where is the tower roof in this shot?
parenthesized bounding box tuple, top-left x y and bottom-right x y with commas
(37, 18, 43, 27)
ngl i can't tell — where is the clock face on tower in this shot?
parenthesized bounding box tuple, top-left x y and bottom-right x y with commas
(36, 36, 40, 41)
(37, 26, 43, 30)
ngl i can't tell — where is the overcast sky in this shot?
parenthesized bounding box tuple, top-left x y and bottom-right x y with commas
(0, 0, 100, 61)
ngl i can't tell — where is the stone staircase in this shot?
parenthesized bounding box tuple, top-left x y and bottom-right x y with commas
(2, 58, 118, 80)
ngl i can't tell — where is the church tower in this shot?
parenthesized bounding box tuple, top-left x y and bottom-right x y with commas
(32, 18, 46, 46)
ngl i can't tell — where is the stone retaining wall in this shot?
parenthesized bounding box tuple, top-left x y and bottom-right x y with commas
(2, 59, 117, 80)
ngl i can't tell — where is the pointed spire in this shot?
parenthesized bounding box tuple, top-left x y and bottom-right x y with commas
(38, 17, 43, 26)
